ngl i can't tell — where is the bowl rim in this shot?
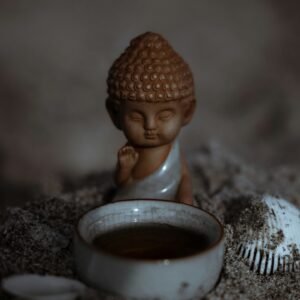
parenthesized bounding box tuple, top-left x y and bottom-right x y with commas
(75, 199, 224, 263)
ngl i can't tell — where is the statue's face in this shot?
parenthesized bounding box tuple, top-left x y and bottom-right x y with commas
(119, 101, 185, 147)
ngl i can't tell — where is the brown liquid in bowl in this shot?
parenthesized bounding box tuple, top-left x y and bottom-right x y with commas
(92, 224, 210, 260)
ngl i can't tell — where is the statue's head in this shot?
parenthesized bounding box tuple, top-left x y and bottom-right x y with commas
(106, 32, 196, 148)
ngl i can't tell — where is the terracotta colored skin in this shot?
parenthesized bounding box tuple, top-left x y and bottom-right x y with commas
(107, 99, 195, 205)
(106, 32, 196, 204)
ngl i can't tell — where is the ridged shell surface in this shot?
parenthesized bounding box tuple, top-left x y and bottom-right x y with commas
(237, 195, 300, 275)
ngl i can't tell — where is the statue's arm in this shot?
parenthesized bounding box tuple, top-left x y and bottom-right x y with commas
(114, 145, 138, 187)
(176, 154, 193, 205)
(114, 163, 132, 187)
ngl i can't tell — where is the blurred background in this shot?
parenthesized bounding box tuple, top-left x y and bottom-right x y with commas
(0, 0, 299, 207)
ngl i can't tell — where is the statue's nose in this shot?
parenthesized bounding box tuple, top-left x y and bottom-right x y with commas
(144, 117, 156, 130)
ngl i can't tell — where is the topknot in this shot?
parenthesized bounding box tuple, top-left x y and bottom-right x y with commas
(107, 32, 195, 103)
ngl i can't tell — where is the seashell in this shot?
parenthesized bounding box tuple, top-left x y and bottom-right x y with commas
(1, 274, 86, 300)
(237, 195, 300, 275)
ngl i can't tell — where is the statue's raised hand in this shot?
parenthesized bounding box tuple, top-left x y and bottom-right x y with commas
(118, 145, 139, 170)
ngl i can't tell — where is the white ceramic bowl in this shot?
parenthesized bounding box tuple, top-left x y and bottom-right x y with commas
(74, 200, 224, 300)
(1, 274, 86, 300)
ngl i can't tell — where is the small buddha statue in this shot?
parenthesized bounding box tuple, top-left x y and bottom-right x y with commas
(106, 32, 196, 204)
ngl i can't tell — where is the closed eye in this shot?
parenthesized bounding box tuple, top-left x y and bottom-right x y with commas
(158, 110, 174, 121)
(129, 112, 143, 121)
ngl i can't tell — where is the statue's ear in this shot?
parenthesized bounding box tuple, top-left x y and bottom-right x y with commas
(106, 98, 122, 130)
(181, 98, 196, 126)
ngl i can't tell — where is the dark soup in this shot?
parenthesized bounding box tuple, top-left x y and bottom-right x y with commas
(92, 223, 211, 260)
